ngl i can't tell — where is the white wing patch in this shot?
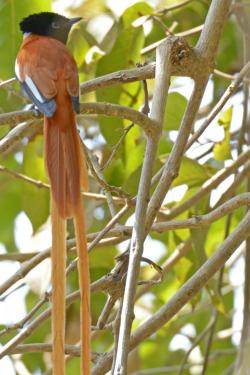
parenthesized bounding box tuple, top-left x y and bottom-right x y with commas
(15, 59, 56, 117)
(15, 60, 21, 81)
(25, 76, 45, 103)
(15, 61, 45, 104)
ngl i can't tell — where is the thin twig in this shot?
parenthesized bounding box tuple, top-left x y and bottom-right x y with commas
(0, 255, 131, 359)
(141, 24, 204, 55)
(66, 203, 130, 274)
(100, 124, 134, 172)
(235, 5, 250, 371)
(83, 143, 117, 216)
(186, 61, 250, 150)
(0, 120, 42, 155)
(145, 0, 232, 230)
(178, 316, 216, 375)
(0, 249, 50, 296)
(0, 293, 49, 338)
(146, 79, 209, 229)
(0, 164, 126, 205)
(201, 217, 229, 374)
(157, 0, 195, 14)
(136, 239, 192, 299)
(0, 77, 16, 87)
(92, 209, 250, 374)
(2, 193, 250, 300)
(163, 148, 250, 220)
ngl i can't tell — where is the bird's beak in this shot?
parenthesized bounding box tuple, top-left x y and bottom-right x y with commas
(69, 17, 82, 25)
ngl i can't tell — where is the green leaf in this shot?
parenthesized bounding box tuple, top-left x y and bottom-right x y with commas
(217, 19, 242, 73)
(123, 167, 141, 195)
(96, 3, 152, 145)
(213, 131, 232, 160)
(124, 124, 145, 178)
(0, 0, 51, 79)
(67, 24, 90, 67)
(191, 227, 208, 267)
(0, 1, 51, 112)
(0, 125, 10, 139)
(218, 106, 233, 125)
(157, 138, 173, 156)
(174, 256, 192, 284)
(0, 156, 22, 250)
(157, 272, 180, 305)
(104, 158, 125, 187)
(89, 246, 116, 269)
(74, 0, 107, 17)
(206, 217, 228, 257)
(125, 142, 145, 177)
(23, 290, 50, 372)
(100, 20, 119, 53)
(66, 358, 80, 375)
(213, 107, 233, 160)
(22, 136, 49, 231)
(159, 155, 215, 188)
(164, 92, 187, 130)
(208, 285, 226, 315)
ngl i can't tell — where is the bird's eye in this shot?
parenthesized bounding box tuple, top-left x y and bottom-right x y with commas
(52, 21, 60, 29)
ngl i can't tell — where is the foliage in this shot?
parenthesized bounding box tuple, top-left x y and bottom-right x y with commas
(0, 0, 247, 374)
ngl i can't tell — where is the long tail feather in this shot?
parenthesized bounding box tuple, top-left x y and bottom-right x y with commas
(74, 203, 91, 375)
(62, 122, 91, 374)
(45, 114, 90, 375)
(51, 197, 66, 375)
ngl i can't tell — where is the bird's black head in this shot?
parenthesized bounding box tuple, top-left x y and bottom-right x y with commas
(19, 12, 82, 44)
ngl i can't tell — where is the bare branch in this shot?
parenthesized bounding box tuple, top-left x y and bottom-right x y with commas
(186, 61, 250, 150)
(0, 249, 50, 296)
(141, 24, 204, 55)
(0, 164, 126, 205)
(0, 103, 155, 133)
(0, 120, 41, 155)
(2, 192, 249, 303)
(0, 77, 16, 87)
(164, 148, 250, 220)
(100, 124, 134, 171)
(113, 36, 183, 374)
(136, 238, 192, 299)
(0, 255, 130, 359)
(92, 209, 250, 374)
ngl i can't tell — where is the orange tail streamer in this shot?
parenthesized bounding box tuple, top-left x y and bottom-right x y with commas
(44, 110, 90, 375)
(74, 203, 91, 375)
(50, 198, 66, 375)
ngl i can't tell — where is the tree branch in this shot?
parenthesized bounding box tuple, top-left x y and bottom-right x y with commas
(92, 209, 250, 374)
(164, 147, 250, 220)
(112, 36, 172, 375)
(186, 61, 250, 150)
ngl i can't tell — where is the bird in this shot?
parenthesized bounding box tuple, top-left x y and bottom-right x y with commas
(15, 12, 91, 375)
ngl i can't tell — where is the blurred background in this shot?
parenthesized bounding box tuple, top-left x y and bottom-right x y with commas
(0, 0, 246, 374)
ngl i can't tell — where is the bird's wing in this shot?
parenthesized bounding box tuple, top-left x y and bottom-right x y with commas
(15, 35, 79, 116)
(65, 58, 80, 114)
